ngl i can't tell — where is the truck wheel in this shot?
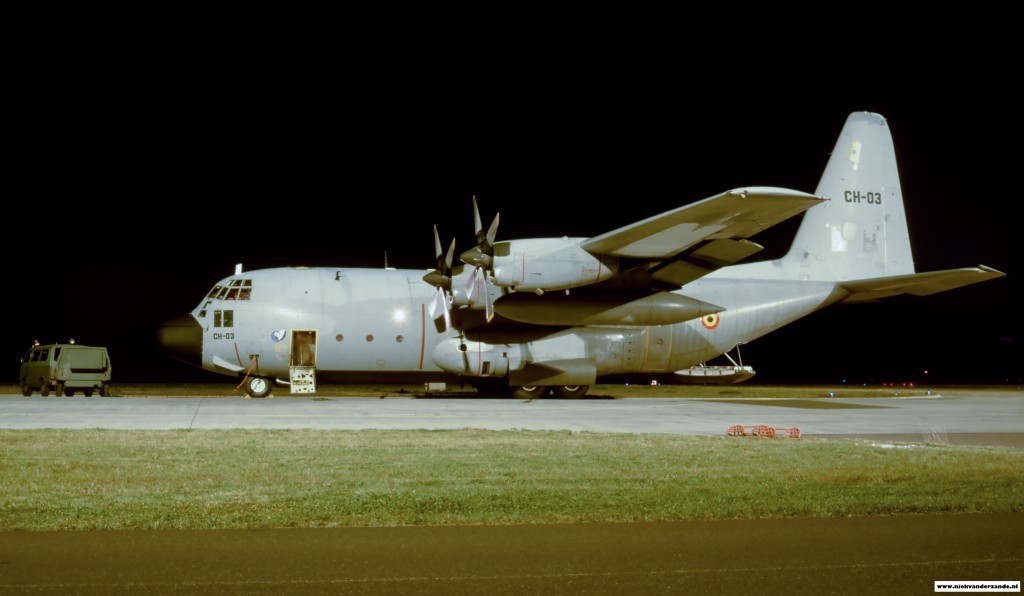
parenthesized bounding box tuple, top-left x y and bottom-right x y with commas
(512, 386, 547, 399)
(21, 382, 31, 396)
(40, 383, 50, 397)
(84, 389, 94, 397)
(65, 386, 74, 397)
(553, 385, 589, 398)
(100, 383, 111, 397)
(246, 377, 273, 398)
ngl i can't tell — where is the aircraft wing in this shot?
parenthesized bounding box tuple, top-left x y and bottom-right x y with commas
(581, 187, 824, 287)
(837, 265, 1006, 303)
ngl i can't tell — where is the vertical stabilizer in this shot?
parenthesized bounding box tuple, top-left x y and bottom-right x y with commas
(785, 112, 914, 281)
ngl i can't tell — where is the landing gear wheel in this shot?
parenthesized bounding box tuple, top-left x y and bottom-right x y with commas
(512, 386, 547, 399)
(21, 383, 30, 396)
(553, 385, 589, 398)
(100, 383, 111, 397)
(84, 389, 93, 397)
(55, 382, 64, 397)
(65, 386, 74, 397)
(246, 376, 273, 398)
(40, 383, 50, 397)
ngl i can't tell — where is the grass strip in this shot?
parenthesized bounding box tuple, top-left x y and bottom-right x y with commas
(2, 429, 1021, 530)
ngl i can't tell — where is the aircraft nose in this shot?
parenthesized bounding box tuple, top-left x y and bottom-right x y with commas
(158, 315, 203, 367)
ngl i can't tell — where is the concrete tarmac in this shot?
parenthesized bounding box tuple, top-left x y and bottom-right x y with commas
(2, 390, 1022, 446)
(2, 389, 1022, 594)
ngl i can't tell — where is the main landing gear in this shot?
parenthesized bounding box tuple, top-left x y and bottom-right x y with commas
(507, 385, 591, 399)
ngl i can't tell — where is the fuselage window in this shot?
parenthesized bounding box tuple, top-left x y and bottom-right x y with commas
(396, 335, 404, 343)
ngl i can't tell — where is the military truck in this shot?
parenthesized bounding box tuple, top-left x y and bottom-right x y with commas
(20, 344, 112, 397)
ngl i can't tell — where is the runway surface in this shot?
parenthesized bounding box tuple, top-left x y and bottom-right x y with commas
(2, 390, 1022, 447)
(3, 389, 1021, 594)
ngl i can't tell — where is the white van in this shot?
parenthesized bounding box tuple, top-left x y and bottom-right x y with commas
(20, 344, 112, 397)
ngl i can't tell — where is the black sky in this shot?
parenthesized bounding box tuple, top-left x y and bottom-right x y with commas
(9, 78, 1020, 385)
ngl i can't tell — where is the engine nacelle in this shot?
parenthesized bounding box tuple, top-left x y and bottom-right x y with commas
(491, 238, 616, 292)
(432, 337, 513, 377)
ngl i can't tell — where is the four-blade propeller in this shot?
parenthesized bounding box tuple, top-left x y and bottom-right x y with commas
(461, 196, 498, 322)
(423, 225, 455, 334)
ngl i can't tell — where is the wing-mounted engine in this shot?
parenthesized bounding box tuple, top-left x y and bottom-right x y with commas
(489, 238, 618, 292)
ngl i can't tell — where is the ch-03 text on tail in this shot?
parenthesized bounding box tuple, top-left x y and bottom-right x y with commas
(159, 113, 1004, 397)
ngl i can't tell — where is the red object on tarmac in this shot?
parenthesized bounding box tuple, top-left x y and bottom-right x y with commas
(726, 425, 800, 438)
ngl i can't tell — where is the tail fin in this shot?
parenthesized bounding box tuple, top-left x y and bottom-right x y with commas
(785, 112, 914, 281)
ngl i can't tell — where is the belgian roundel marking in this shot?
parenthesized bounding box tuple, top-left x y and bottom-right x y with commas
(701, 314, 720, 330)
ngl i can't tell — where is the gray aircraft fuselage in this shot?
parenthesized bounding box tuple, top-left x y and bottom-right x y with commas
(161, 265, 838, 385)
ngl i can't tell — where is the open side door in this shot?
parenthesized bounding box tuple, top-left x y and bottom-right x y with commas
(289, 329, 317, 394)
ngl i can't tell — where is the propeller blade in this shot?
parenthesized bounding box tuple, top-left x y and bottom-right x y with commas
(485, 212, 500, 246)
(466, 267, 479, 298)
(427, 287, 441, 318)
(433, 225, 442, 261)
(472, 195, 483, 237)
(444, 238, 456, 271)
(484, 276, 494, 322)
(441, 291, 452, 335)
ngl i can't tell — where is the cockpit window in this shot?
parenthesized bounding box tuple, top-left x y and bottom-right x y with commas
(208, 280, 252, 301)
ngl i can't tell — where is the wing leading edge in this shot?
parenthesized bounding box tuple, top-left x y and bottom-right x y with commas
(580, 187, 824, 287)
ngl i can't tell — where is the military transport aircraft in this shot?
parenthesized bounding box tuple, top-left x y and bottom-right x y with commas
(158, 112, 1004, 398)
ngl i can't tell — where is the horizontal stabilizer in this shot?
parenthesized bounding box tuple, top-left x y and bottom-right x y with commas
(838, 265, 1005, 303)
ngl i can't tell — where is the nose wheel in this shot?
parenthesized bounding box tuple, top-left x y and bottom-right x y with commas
(245, 376, 273, 398)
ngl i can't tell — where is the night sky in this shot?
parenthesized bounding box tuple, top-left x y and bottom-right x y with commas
(9, 86, 1020, 386)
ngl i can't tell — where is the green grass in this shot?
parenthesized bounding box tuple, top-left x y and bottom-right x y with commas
(2, 429, 1021, 531)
